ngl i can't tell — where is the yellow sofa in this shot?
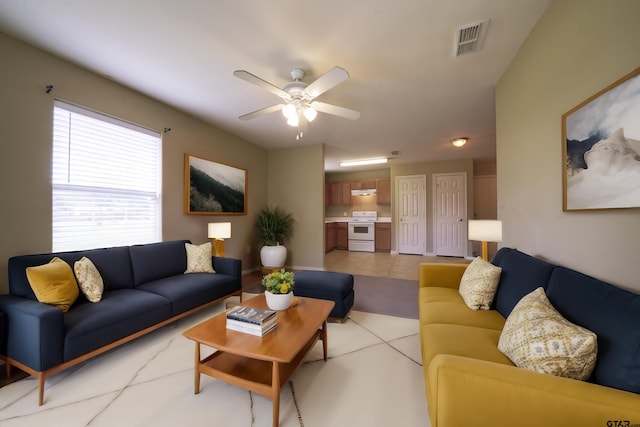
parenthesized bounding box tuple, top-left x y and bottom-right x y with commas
(419, 249, 640, 427)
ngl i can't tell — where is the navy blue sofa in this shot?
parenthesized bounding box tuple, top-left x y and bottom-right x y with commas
(0, 240, 242, 405)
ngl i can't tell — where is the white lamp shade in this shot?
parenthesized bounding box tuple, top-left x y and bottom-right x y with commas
(468, 220, 502, 242)
(208, 222, 231, 239)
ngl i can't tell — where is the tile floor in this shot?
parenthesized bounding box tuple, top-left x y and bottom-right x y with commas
(324, 249, 470, 280)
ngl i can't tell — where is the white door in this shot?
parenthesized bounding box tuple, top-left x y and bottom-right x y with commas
(397, 175, 426, 255)
(434, 173, 467, 257)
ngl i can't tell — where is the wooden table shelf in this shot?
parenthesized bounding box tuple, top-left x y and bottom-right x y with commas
(184, 295, 334, 426)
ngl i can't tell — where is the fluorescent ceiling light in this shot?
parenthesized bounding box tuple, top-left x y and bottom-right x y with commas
(339, 158, 388, 167)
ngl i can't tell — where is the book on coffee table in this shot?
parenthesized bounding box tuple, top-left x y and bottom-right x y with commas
(226, 306, 276, 325)
(226, 317, 277, 337)
(226, 305, 277, 336)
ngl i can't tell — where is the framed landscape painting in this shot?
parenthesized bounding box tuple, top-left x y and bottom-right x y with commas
(562, 66, 640, 211)
(184, 154, 247, 215)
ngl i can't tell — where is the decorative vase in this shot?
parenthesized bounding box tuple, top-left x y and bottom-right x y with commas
(260, 244, 287, 268)
(264, 290, 293, 311)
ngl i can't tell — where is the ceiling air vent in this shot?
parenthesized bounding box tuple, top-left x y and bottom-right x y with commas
(454, 19, 489, 57)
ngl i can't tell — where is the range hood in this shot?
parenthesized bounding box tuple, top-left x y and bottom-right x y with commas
(351, 189, 377, 196)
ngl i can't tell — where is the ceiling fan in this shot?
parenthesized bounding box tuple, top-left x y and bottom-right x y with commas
(233, 66, 360, 136)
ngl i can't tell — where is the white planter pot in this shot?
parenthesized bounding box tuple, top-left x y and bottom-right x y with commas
(264, 290, 293, 311)
(260, 244, 287, 268)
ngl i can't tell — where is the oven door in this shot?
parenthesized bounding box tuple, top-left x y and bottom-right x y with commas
(348, 222, 374, 241)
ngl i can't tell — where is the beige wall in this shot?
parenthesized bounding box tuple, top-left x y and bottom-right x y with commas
(496, 0, 640, 291)
(0, 32, 272, 293)
(267, 144, 325, 270)
(391, 159, 474, 254)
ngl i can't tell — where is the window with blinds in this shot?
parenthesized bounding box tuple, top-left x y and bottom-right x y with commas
(52, 100, 162, 251)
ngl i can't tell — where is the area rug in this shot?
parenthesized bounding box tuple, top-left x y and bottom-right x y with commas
(352, 274, 419, 319)
(0, 300, 428, 426)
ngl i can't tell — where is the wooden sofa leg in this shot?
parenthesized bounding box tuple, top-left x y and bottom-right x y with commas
(38, 374, 45, 406)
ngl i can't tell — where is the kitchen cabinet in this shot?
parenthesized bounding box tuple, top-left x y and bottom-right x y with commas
(325, 183, 331, 206)
(375, 223, 391, 252)
(329, 181, 352, 205)
(351, 179, 377, 190)
(325, 222, 336, 252)
(336, 222, 348, 249)
(376, 179, 391, 205)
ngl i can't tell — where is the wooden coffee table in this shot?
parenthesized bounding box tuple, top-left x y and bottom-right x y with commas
(183, 294, 334, 426)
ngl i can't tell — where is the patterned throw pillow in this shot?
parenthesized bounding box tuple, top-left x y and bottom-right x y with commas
(458, 257, 502, 310)
(74, 257, 104, 303)
(498, 287, 597, 380)
(184, 242, 215, 273)
(26, 257, 79, 312)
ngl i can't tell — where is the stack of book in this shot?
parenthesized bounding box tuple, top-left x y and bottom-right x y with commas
(226, 305, 277, 337)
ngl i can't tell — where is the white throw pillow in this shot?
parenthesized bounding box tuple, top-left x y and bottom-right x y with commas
(74, 256, 104, 303)
(458, 257, 502, 310)
(498, 287, 597, 380)
(185, 242, 215, 273)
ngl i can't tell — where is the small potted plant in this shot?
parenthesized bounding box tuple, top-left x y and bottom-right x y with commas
(256, 206, 294, 268)
(261, 268, 295, 310)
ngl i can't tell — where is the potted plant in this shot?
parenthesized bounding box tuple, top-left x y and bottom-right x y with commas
(256, 206, 294, 268)
(261, 269, 295, 310)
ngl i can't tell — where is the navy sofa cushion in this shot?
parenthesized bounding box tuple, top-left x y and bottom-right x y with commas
(129, 240, 189, 286)
(546, 267, 640, 394)
(63, 289, 171, 361)
(70, 246, 134, 291)
(8, 246, 135, 300)
(137, 273, 240, 316)
(491, 248, 556, 317)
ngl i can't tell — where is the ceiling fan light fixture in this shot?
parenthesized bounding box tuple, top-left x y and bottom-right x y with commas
(282, 103, 297, 119)
(303, 106, 317, 122)
(451, 137, 468, 147)
(339, 158, 388, 167)
(286, 114, 299, 127)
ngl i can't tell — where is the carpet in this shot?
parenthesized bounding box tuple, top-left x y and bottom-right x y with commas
(352, 274, 419, 319)
(0, 300, 428, 426)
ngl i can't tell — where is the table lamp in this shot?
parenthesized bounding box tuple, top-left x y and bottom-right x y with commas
(468, 220, 502, 261)
(208, 222, 231, 257)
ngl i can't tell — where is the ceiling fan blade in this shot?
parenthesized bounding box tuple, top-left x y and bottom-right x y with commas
(239, 104, 285, 120)
(304, 66, 350, 99)
(311, 101, 361, 120)
(233, 70, 289, 99)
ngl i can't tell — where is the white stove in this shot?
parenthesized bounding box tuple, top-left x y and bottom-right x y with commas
(348, 211, 377, 252)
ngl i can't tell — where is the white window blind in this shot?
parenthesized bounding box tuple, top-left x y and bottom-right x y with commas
(52, 100, 162, 251)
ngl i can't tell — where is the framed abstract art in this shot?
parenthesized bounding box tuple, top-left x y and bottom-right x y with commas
(562, 66, 640, 211)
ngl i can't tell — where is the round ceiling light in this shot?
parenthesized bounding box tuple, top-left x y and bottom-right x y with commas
(451, 137, 468, 147)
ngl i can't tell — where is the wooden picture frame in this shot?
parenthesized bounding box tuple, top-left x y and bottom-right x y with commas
(184, 153, 247, 215)
(562, 66, 640, 211)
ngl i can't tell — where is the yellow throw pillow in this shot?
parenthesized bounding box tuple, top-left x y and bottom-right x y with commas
(458, 257, 502, 310)
(498, 287, 597, 380)
(184, 242, 215, 274)
(74, 256, 104, 303)
(26, 257, 79, 312)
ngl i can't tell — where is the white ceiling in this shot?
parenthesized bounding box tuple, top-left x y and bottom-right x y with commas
(0, 0, 549, 172)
